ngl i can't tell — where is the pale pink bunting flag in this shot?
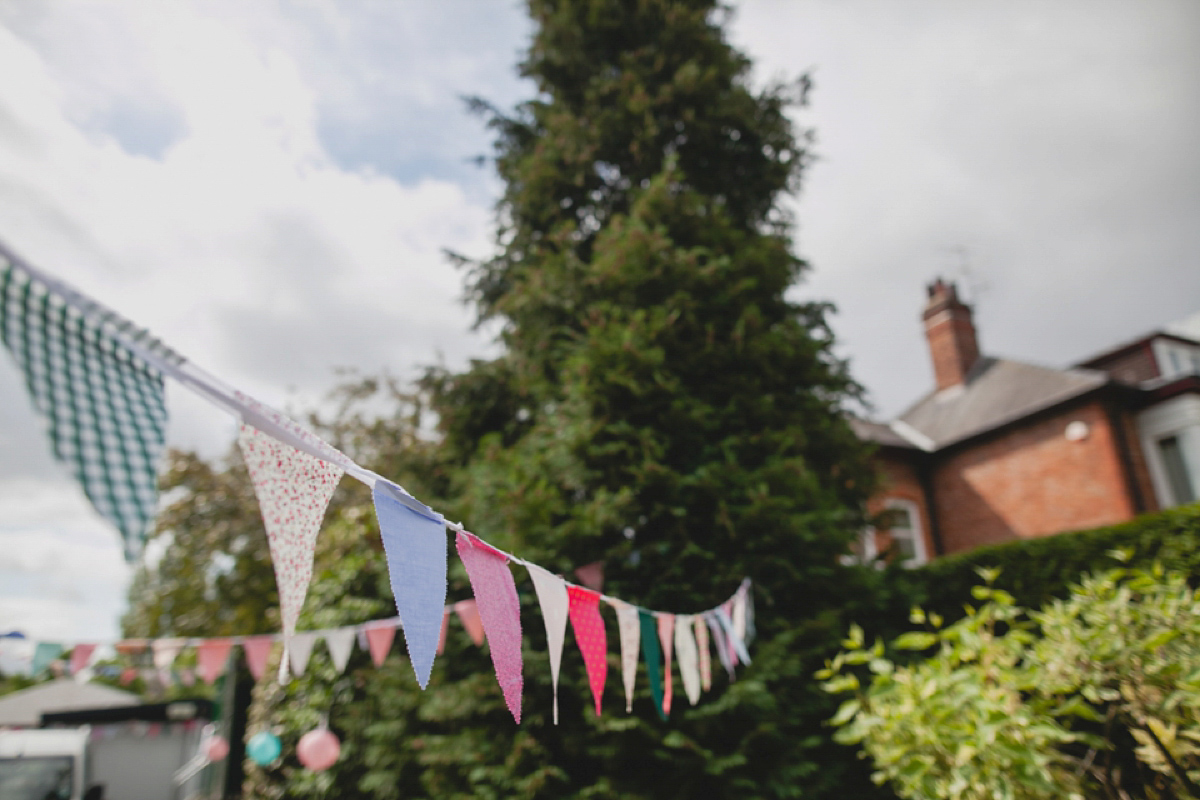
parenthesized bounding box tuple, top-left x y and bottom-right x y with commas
(454, 600, 486, 647)
(674, 615, 701, 706)
(527, 564, 569, 724)
(119, 667, 137, 686)
(196, 639, 233, 685)
(568, 585, 607, 716)
(573, 561, 604, 591)
(436, 611, 450, 655)
(242, 636, 274, 681)
(365, 624, 396, 667)
(152, 638, 185, 672)
(238, 423, 343, 682)
(179, 668, 195, 687)
(732, 592, 747, 649)
(694, 615, 712, 692)
(657, 614, 675, 716)
(456, 532, 523, 723)
(608, 598, 642, 713)
(723, 600, 738, 667)
(69, 644, 96, 676)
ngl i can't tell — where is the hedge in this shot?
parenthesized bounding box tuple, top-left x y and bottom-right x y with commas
(896, 503, 1200, 621)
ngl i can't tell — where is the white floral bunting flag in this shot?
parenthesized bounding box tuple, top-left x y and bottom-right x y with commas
(238, 423, 343, 681)
(674, 615, 701, 706)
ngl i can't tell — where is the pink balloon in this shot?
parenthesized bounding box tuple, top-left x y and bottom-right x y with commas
(205, 735, 230, 762)
(297, 729, 340, 772)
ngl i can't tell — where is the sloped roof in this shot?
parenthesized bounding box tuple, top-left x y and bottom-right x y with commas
(849, 417, 921, 449)
(897, 357, 1109, 448)
(0, 679, 138, 727)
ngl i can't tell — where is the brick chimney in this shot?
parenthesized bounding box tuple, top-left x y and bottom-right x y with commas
(923, 278, 980, 390)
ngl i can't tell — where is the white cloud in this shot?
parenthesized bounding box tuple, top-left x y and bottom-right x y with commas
(0, 2, 510, 640)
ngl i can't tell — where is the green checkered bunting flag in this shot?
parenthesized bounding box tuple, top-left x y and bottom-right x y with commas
(0, 261, 169, 560)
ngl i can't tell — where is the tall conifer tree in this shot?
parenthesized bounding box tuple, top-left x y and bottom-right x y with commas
(247, 2, 888, 797)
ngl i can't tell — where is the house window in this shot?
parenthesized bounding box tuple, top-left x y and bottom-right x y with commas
(1159, 435, 1197, 505)
(883, 499, 928, 567)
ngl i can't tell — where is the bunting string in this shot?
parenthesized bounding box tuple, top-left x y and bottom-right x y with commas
(0, 240, 757, 721)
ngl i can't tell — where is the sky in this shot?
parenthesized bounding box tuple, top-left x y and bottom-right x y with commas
(0, 0, 1197, 647)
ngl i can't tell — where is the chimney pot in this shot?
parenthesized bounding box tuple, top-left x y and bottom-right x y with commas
(922, 278, 980, 390)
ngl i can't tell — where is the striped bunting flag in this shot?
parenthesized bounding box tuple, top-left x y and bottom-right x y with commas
(0, 258, 172, 560)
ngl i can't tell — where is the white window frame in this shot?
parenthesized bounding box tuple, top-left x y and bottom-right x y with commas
(1138, 395, 1200, 509)
(882, 498, 928, 567)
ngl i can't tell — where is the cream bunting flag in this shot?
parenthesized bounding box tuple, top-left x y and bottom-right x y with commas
(527, 564, 569, 724)
(609, 599, 642, 714)
(288, 632, 319, 677)
(324, 628, 355, 673)
(674, 615, 701, 706)
(694, 615, 711, 692)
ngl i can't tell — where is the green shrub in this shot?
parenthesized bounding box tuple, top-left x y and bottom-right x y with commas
(898, 503, 1200, 622)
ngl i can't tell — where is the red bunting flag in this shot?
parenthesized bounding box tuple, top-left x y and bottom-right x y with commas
(657, 614, 675, 716)
(69, 644, 96, 676)
(567, 586, 607, 716)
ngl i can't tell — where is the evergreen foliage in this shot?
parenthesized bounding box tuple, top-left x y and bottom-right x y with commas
(139, 2, 885, 797)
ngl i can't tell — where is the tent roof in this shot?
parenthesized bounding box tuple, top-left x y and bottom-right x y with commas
(0, 679, 138, 727)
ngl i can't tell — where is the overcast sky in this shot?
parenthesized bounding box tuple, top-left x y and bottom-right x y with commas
(0, 0, 1196, 645)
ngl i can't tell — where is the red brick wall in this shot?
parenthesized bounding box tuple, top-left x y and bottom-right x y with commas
(869, 450, 937, 560)
(931, 400, 1136, 554)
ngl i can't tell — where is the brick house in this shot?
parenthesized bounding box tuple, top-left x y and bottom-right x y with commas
(852, 279, 1200, 565)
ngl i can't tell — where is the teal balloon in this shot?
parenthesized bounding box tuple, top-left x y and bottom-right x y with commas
(247, 732, 282, 765)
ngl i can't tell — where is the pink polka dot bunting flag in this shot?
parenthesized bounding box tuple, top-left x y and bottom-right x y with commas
(238, 423, 343, 680)
(567, 585, 607, 716)
(657, 614, 675, 717)
(456, 532, 523, 723)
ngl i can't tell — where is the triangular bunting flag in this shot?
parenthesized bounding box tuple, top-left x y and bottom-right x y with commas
(69, 644, 96, 676)
(527, 564, 569, 724)
(436, 610, 450, 656)
(119, 667, 137, 686)
(238, 423, 343, 680)
(706, 613, 734, 679)
(372, 480, 447, 689)
(638, 612, 665, 721)
(152, 638, 185, 672)
(365, 624, 396, 667)
(115, 640, 147, 657)
(674, 616, 701, 706)
(324, 628, 355, 673)
(694, 615, 712, 692)
(567, 585, 607, 717)
(657, 614, 675, 717)
(242, 637, 274, 681)
(716, 606, 751, 665)
(573, 561, 604, 591)
(32, 643, 62, 676)
(608, 599, 641, 714)
(288, 632, 319, 677)
(456, 531, 523, 723)
(178, 668, 195, 687)
(732, 593, 747, 651)
(0, 260, 170, 561)
(196, 639, 232, 685)
(455, 600, 485, 646)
